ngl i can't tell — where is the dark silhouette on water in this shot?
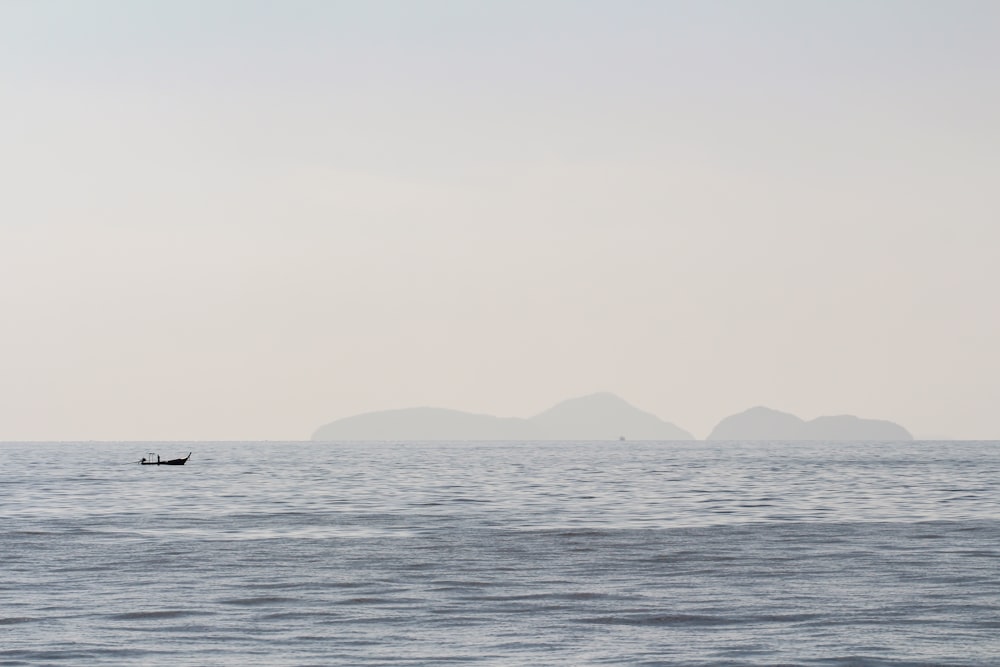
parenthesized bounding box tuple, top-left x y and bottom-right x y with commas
(139, 453, 192, 465)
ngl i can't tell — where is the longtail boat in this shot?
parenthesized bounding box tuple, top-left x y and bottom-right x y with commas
(139, 453, 191, 465)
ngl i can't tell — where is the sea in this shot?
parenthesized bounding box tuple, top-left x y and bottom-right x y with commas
(2, 440, 998, 666)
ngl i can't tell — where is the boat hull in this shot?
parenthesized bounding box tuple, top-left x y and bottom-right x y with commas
(140, 454, 191, 465)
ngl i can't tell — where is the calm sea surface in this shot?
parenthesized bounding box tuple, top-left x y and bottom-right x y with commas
(2, 440, 998, 666)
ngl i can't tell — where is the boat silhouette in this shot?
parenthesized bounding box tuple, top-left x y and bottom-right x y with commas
(139, 453, 191, 466)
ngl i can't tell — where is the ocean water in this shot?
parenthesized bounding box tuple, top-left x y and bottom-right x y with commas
(2, 440, 998, 666)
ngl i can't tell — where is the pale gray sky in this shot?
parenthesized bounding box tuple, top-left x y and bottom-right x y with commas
(1, 1, 997, 440)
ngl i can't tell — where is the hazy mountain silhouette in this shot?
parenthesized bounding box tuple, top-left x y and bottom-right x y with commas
(310, 407, 537, 441)
(312, 393, 693, 441)
(706, 406, 912, 441)
(707, 406, 806, 440)
(529, 392, 693, 440)
(804, 415, 912, 441)
(528, 393, 694, 440)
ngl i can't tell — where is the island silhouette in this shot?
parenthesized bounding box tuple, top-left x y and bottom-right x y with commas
(313, 394, 913, 441)
(312, 393, 693, 441)
(706, 406, 913, 441)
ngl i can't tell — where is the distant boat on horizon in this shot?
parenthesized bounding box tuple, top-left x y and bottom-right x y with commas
(139, 452, 191, 466)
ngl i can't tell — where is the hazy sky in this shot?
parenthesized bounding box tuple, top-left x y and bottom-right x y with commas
(2, 1, 997, 440)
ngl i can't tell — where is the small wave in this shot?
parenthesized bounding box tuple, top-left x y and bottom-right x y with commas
(549, 529, 611, 538)
(814, 657, 955, 667)
(456, 591, 626, 603)
(337, 597, 395, 605)
(49, 564, 115, 574)
(219, 596, 297, 607)
(580, 613, 738, 626)
(107, 610, 209, 621)
(0, 649, 103, 662)
(122, 526, 411, 541)
(259, 611, 342, 622)
(0, 616, 38, 625)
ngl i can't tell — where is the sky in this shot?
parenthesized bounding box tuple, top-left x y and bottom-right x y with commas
(1, 0, 998, 441)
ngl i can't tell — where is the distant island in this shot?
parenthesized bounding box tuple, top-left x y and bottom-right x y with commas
(706, 406, 913, 441)
(313, 394, 913, 441)
(312, 393, 694, 441)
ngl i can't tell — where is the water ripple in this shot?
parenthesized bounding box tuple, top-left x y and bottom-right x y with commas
(1, 440, 998, 666)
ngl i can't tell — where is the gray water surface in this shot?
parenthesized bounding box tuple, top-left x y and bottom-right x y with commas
(2, 440, 998, 666)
